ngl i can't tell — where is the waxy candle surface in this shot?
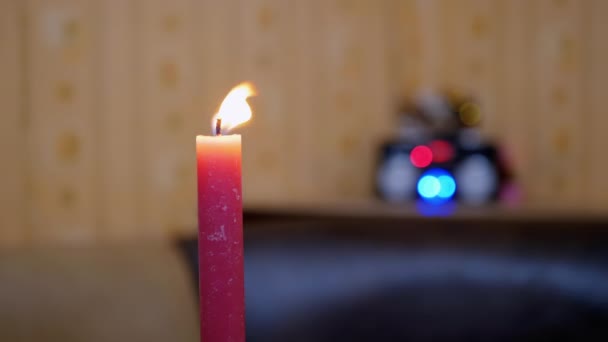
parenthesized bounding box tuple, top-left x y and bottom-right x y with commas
(196, 134, 245, 342)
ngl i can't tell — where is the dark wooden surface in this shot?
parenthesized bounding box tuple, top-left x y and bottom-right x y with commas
(243, 202, 608, 260)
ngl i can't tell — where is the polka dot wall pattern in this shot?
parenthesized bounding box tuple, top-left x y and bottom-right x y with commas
(536, 0, 584, 200)
(20, 1, 102, 243)
(55, 131, 81, 163)
(159, 61, 179, 89)
(2, 0, 607, 245)
(553, 128, 570, 155)
(63, 18, 81, 42)
(2, 0, 25, 244)
(471, 15, 489, 39)
(234, 0, 289, 203)
(163, 14, 180, 33)
(558, 36, 578, 72)
(55, 81, 74, 103)
(165, 111, 184, 134)
(321, 0, 379, 198)
(257, 6, 274, 31)
(60, 16, 85, 63)
(59, 187, 77, 210)
(552, 87, 568, 106)
(142, 3, 199, 236)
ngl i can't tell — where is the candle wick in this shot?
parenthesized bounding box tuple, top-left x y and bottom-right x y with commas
(215, 118, 222, 136)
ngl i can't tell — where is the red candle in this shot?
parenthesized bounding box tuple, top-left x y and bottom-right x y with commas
(196, 83, 255, 342)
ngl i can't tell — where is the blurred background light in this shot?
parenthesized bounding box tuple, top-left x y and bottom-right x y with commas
(417, 174, 441, 199)
(417, 169, 456, 202)
(455, 155, 498, 204)
(458, 102, 482, 126)
(437, 174, 457, 199)
(429, 140, 455, 163)
(410, 145, 433, 168)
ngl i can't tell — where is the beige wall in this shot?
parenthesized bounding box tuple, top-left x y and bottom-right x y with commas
(1, 0, 607, 245)
(390, 0, 608, 209)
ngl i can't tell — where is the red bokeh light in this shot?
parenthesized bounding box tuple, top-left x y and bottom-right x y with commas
(410, 145, 433, 168)
(429, 140, 455, 163)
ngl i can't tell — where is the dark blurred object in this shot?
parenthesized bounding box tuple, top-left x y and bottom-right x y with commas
(177, 210, 608, 342)
(272, 281, 607, 342)
(376, 90, 515, 206)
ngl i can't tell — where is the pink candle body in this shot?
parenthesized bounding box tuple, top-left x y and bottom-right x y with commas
(196, 134, 245, 342)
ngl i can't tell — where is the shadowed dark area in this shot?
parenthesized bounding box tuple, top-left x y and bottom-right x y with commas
(179, 210, 608, 341)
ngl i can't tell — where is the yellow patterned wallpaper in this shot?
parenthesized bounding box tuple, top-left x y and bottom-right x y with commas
(1, 0, 607, 245)
(389, 0, 608, 207)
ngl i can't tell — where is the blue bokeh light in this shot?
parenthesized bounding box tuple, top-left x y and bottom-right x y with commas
(437, 174, 457, 199)
(417, 175, 441, 199)
(417, 169, 456, 202)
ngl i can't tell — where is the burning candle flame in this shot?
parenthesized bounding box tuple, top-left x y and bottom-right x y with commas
(211, 82, 256, 134)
